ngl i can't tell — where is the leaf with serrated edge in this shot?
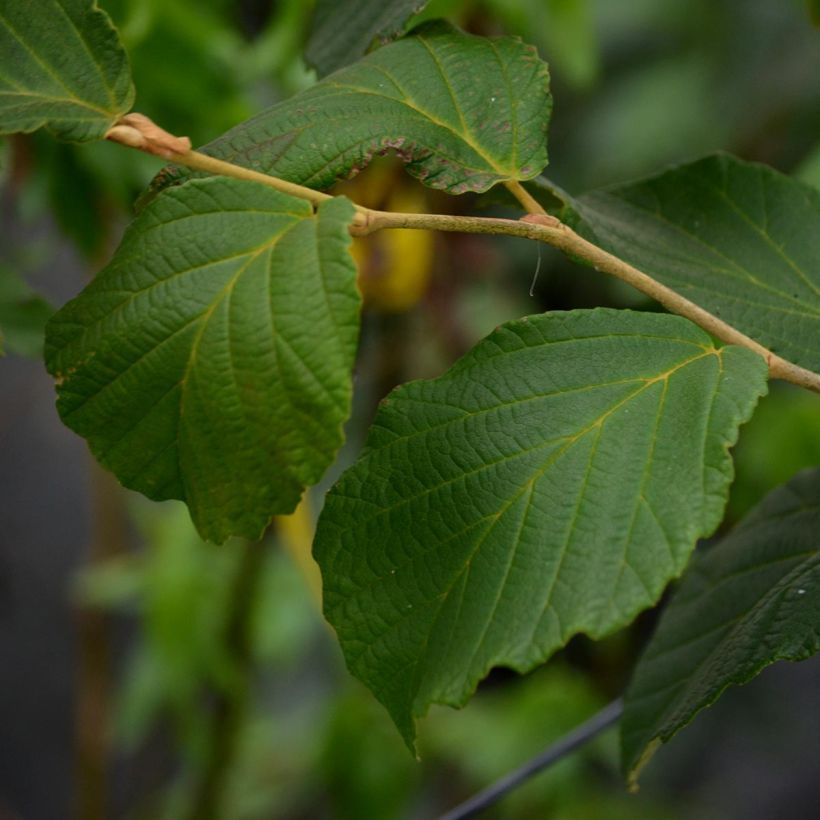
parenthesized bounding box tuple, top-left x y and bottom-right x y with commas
(622, 467, 820, 787)
(152, 21, 550, 198)
(0, 0, 134, 141)
(307, 0, 429, 78)
(569, 154, 820, 375)
(45, 179, 360, 543)
(313, 309, 768, 747)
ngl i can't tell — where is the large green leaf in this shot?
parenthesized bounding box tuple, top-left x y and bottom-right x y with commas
(0, 0, 134, 141)
(153, 22, 551, 198)
(306, 0, 429, 78)
(569, 154, 820, 375)
(0, 265, 53, 357)
(313, 309, 768, 746)
(622, 467, 820, 786)
(45, 178, 360, 543)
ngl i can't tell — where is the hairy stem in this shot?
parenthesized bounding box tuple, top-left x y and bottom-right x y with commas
(177, 150, 334, 208)
(107, 113, 820, 393)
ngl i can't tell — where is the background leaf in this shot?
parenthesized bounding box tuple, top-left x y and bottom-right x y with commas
(313, 309, 768, 746)
(622, 467, 820, 786)
(306, 0, 429, 78)
(0, 264, 53, 357)
(484, 0, 599, 90)
(0, 0, 134, 141)
(568, 154, 820, 374)
(152, 21, 551, 198)
(45, 179, 360, 543)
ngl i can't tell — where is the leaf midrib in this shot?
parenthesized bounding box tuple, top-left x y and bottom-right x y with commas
(338, 348, 718, 599)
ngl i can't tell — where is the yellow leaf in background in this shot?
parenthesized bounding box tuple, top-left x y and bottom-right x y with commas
(338, 157, 435, 313)
(276, 494, 322, 607)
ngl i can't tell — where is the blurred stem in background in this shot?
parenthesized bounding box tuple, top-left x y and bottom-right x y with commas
(74, 463, 129, 820)
(186, 539, 267, 820)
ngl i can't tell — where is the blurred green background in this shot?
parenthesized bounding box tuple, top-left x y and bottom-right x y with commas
(1, 1, 819, 818)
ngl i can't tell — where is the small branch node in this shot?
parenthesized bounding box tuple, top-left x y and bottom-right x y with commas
(520, 213, 561, 229)
(105, 113, 191, 159)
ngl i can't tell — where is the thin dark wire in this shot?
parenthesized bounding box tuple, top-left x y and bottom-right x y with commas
(529, 242, 542, 296)
(437, 698, 624, 820)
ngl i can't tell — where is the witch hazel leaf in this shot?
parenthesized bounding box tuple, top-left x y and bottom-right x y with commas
(622, 467, 820, 788)
(150, 21, 551, 199)
(46, 178, 360, 543)
(569, 154, 820, 376)
(0, 0, 134, 141)
(306, 0, 430, 78)
(313, 309, 768, 747)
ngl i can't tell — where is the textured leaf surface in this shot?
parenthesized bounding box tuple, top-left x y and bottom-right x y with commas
(0, 0, 133, 141)
(155, 22, 550, 197)
(570, 154, 820, 374)
(46, 179, 359, 543)
(0, 265, 53, 357)
(314, 309, 768, 746)
(306, 0, 429, 78)
(622, 467, 820, 786)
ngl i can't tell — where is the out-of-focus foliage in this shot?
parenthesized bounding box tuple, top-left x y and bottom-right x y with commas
(0, 265, 52, 357)
(306, 0, 430, 77)
(484, 0, 599, 89)
(79, 498, 681, 819)
(729, 386, 820, 519)
(798, 143, 820, 189)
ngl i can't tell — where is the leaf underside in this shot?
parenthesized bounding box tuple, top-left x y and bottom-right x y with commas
(45, 179, 360, 543)
(570, 154, 820, 375)
(0, 0, 134, 141)
(150, 21, 551, 199)
(313, 309, 768, 747)
(306, 0, 430, 78)
(622, 467, 820, 787)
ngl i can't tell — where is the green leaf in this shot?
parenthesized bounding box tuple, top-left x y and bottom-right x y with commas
(313, 309, 768, 747)
(809, 0, 820, 27)
(45, 178, 360, 543)
(569, 154, 820, 375)
(0, 265, 53, 357)
(306, 0, 429, 78)
(622, 467, 820, 787)
(0, 0, 134, 141)
(153, 21, 551, 198)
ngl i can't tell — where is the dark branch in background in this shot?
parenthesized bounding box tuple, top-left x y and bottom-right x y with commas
(73, 462, 130, 820)
(186, 539, 267, 820)
(437, 698, 624, 820)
